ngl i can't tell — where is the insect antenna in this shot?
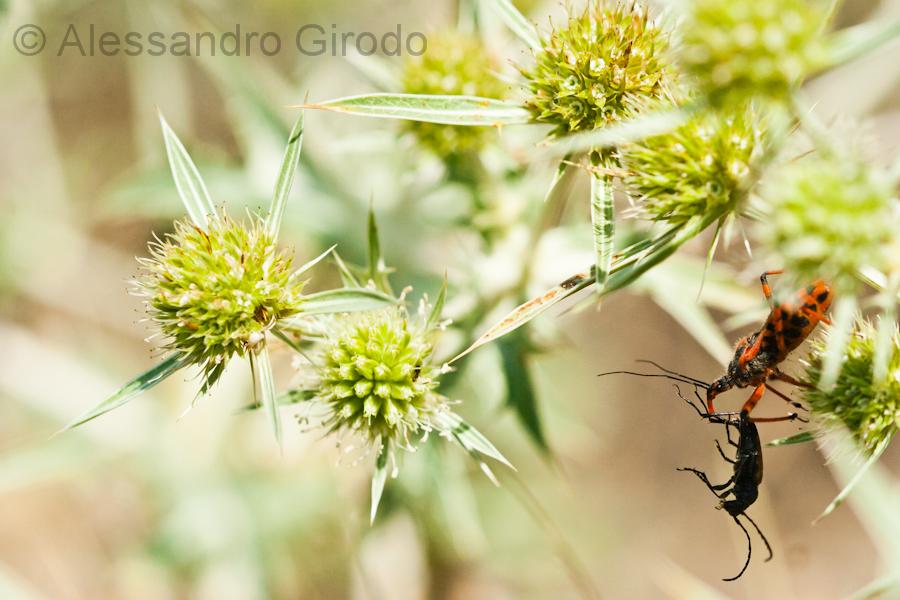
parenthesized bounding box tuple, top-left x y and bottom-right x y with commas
(635, 360, 710, 389)
(723, 515, 754, 582)
(742, 513, 773, 562)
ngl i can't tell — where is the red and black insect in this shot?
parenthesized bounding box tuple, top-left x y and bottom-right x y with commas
(705, 270, 832, 422)
(678, 409, 773, 581)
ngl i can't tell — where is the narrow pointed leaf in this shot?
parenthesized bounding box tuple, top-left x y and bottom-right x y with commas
(267, 113, 304, 239)
(590, 173, 615, 289)
(537, 159, 577, 235)
(293, 244, 337, 279)
(498, 336, 548, 452)
(824, 18, 900, 70)
(767, 431, 815, 447)
(158, 111, 217, 227)
(487, 0, 541, 49)
(250, 348, 281, 447)
(299, 94, 531, 125)
(426, 276, 448, 329)
(367, 208, 392, 293)
(449, 269, 592, 363)
(815, 435, 891, 522)
(370, 443, 390, 523)
(434, 411, 514, 469)
(64, 355, 186, 430)
(539, 106, 689, 158)
(294, 288, 398, 316)
(237, 388, 316, 412)
(332, 250, 362, 288)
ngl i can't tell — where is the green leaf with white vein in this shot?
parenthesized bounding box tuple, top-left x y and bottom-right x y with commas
(300, 93, 532, 125)
(158, 111, 217, 228)
(591, 173, 614, 289)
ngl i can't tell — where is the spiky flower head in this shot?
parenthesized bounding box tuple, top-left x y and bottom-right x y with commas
(522, 1, 672, 137)
(679, 0, 827, 108)
(803, 321, 900, 455)
(317, 307, 447, 450)
(622, 104, 763, 225)
(760, 157, 895, 291)
(136, 214, 304, 390)
(400, 32, 507, 159)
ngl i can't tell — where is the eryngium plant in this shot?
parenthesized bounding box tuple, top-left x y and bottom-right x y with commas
(622, 104, 763, 225)
(136, 214, 304, 392)
(401, 32, 507, 158)
(760, 156, 895, 291)
(318, 307, 444, 447)
(803, 321, 900, 455)
(679, 0, 827, 107)
(522, 0, 671, 136)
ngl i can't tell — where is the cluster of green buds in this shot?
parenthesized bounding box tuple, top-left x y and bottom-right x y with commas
(522, 0, 672, 136)
(135, 214, 304, 391)
(315, 306, 447, 452)
(759, 156, 895, 291)
(803, 320, 900, 455)
(621, 104, 763, 225)
(679, 0, 828, 107)
(400, 32, 507, 159)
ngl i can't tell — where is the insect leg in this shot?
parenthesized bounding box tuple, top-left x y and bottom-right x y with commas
(741, 383, 767, 414)
(764, 383, 807, 414)
(770, 370, 813, 389)
(759, 270, 784, 306)
(715, 440, 737, 463)
(678, 467, 734, 496)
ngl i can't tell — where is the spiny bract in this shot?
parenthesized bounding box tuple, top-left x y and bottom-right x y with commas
(803, 321, 900, 455)
(317, 307, 446, 448)
(136, 214, 304, 391)
(760, 157, 895, 291)
(401, 32, 507, 159)
(522, 0, 671, 136)
(622, 104, 763, 225)
(680, 0, 827, 107)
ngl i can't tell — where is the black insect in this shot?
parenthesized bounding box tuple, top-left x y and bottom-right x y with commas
(678, 407, 773, 581)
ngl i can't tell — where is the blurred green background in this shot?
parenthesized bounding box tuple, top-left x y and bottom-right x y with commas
(2, 0, 900, 598)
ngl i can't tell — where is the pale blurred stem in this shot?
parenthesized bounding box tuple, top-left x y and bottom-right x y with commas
(504, 472, 602, 599)
(820, 296, 858, 391)
(790, 92, 838, 156)
(873, 273, 900, 382)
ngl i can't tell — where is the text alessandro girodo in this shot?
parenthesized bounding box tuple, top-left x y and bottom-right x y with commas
(54, 24, 427, 57)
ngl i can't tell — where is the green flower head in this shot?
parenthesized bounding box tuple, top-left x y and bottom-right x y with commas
(136, 214, 304, 390)
(317, 307, 447, 449)
(680, 0, 827, 108)
(760, 157, 895, 291)
(401, 32, 507, 158)
(803, 321, 900, 455)
(522, 0, 672, 136)
(622, 104, 763, 225)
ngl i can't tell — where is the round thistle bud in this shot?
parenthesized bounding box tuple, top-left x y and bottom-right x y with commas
(680, 0, 827, 108)
(400, 32, 507, 158)
(622, 105, 763, 225)
(759, 157, 895, 291)
(803, 321, 900, 455)
(317, 308, 446, 449)
(136, 214, 304, 389)
(522, 1, 671, 136)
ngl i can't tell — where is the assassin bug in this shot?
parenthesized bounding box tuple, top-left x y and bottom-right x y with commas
(705, 270, 832, 422)
(677, 406, 773, 581)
